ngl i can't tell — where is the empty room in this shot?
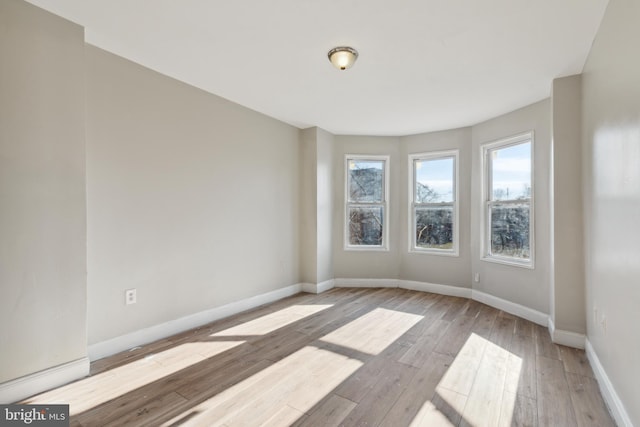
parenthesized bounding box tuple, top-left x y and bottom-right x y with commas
(1, 0, 638, 426)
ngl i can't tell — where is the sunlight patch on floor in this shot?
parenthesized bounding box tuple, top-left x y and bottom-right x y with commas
(160, 345, 363, 426)
(24, 341, 245, 415)
(319, 308, 423, 355)
(23, 303, 335, 416)
(411, 333, 522, 427)
(410, 400, 456, 427)
(210, 304, 333, 336)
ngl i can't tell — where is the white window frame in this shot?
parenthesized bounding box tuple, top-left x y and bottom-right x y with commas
(344, 155, 390, 251)
(408, 150, 459, 256)
(480, 132, 535, 268)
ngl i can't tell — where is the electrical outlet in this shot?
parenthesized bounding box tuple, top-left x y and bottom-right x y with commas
(601, 314, 607, 334)
(125, 289, 137, 305)
(474, 273, 480, 283)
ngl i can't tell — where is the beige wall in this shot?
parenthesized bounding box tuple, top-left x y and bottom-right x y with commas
(9, 4, 639, 421)
(582, 0, 640, 423)
(332, 129, 472, 288)
(400, 128, 472, 288)
(299, 128, 318, 284)
(316, 128, 335, 284)
(333, 106, 551, 307)
(86, 46, 301, 344)
(471, 100, 552, 314)
(551, 75, 585, 334)
(0, 0, 87, 383)
(332, 136, 402, 279)
(299, 126, 334, 285)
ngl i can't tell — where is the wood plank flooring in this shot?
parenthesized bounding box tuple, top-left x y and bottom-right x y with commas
(23, 288, 615, 426)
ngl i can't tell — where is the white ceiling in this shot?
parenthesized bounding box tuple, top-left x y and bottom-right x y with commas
(26, 0, 608, 136)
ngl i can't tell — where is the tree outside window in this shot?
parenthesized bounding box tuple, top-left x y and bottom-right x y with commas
(409, 151, 458, 255)
(345, 156, 388, 249)
(483, 133, 534, 267)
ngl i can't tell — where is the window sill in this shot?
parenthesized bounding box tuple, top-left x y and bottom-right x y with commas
(344, 246, 389, 252)
(409, 248, 459, 257)
(481, 255, 534, 269)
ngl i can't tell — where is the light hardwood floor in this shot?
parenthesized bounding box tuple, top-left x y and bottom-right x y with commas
(24, 288, 615, 426)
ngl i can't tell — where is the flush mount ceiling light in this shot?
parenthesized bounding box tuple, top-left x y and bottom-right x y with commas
(328, 46, 358, 70)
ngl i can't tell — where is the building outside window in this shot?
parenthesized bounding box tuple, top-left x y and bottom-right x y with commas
(345, 155, 389, 250)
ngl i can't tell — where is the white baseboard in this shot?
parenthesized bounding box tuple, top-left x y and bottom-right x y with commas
(334, 278, 469, 296)
(334, 278, 399, 288)
(0, 358, 89, 404)
(300, 280, 335, 294)
(547, 318, 585, 349)
(333, 279, 548, 328)
(585, 339, 633, 427)
(471, 290, 548, 326)
(300, 282, 317, 293)
(89, 283, 303, 361)
(401, 280, 472, 298)
(548, 316, 555, 335)
(317, 279, 335, 293)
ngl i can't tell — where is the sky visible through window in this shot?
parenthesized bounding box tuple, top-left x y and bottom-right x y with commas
(491, 142, 531, 200)
(416, 157, 453, 203)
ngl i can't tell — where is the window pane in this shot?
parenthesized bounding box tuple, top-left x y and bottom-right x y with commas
(348, 160, 384, 203)
(491, 142, 531, 201)
(415, 206, 453, 250)
(490, 203, 530, 259)
(415, 157, 454, 203)
(348, 206, 383, 246)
